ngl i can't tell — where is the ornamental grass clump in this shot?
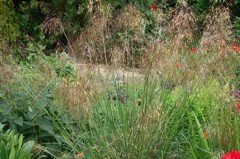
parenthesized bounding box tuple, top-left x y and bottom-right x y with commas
(200, 6, 232, 50)
(110, 4, 145, 67)
(74, 3, 111, 64)
(166, 5, 197, 49)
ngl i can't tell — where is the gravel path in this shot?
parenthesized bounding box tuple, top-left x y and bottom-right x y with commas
(76, 63, 145, 83)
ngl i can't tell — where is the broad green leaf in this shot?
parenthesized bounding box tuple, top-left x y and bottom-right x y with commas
(14, 116, 23, 126)
(39, 120, 54, 135)
(21, 141, 34, 153)
(0, 123, 5, 131)
(2, 104, 12, 115)
(55, 134, 63, 145)
(26, 110, 38, 120)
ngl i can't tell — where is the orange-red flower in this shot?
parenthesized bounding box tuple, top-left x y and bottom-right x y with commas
(235, 101, 240, 113)
(191, 48, 197, 53)
(76, 152, 84, 158)
(176, 63, 184, 69)
(236, 47, 240, 52)
(149, 4, 158, 10)
(230, 44, 238, 49)
(203, 132, 208, 139)
(230, 44, 240, 52)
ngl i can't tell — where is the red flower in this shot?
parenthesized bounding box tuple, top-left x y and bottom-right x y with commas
(230, 44, 240, 52)
(230, 45, 238, 49)
(149, 4, 158, 10)
(222, 153, 233, 159)
(176, 63, 184, 69)
(191, 48, 198, 53)
(235, 101, 240, 113)
(203, 132, 208, 139)
(222, 153, 232, 159)
(236, 47, 240, 52)
(76, 152, 84, 158)
(221, 150, 240, 159)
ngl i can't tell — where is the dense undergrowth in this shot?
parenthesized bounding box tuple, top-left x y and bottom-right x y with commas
(1, 0, 240, 159)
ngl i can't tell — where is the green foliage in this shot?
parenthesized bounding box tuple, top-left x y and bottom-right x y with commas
(234, 17, 240, 39)
(178, 0, 239, 15)
(16, 0, 46, 38)
(16, 0, 154, 39)
(43, 53, 76, 79)
(14, 41, 46, 59)
(15, 0, 91, 55)
(102, 0, 153, 9)
(188, 112, 214, 159)
(52, 0, 90, 33)
(0, 82, 63, 155)
(0, 53, 77, 157)
(16, 1, 64, 57)
(0, 0, 20, 43)
(191, 0, 210, 14)
(0, 124, 34, 159)
(14, 40, 76, 79)
(209, 0, 227, 3)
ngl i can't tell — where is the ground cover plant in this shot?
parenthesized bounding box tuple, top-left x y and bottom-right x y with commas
(1, 0, 240, 159)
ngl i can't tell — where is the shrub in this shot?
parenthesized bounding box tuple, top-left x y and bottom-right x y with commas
(0, 53, 77, 157)
(0, 79, 64, 156)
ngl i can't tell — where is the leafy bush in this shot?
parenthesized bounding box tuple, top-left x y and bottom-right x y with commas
(16, 0, 46, 38)
(0, 81, 63, 155)
(0, 53, 77, 157)
(45, 53, 76, 78)
(14, 40, 76, 79)
(0, 124, 35, 159)
(16, 0, 89, 36)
